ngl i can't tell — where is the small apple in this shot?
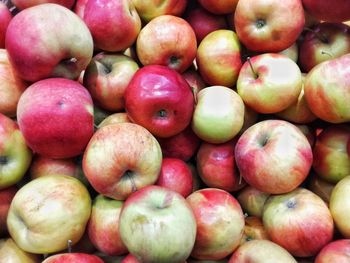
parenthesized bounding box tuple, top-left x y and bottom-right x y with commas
(236, 186, 270, 218)
(308, 173, 335, 203)
(11, 0, 75, 9)
(240, 216, 269, 245)
(279, 42, 298, 62)
(0, 186, 17, 236)
(181, 68, 206, 98)
(0, 3, 11, 48)
(98, 112, 131, 129)
(42, 253, 104, 263)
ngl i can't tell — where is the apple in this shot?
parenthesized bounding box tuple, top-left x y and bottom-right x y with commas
(132, 0, 187, 23)
(329, 175, 350, 238)
(124, 65, 194, 138)
(119, 185, 197, 263)
(263, 187, 334, 257)
(185, 6, 228, 43)
(0, 238, 41, 263)
(234, 0, 304, 52)
(93, 105, 112, 127)
(240, 105, 258, 135)
(237, 53, 303, 114)
(0, 3, 11, 48)
(83, 53, 139, 111)
(181, 68, 206, 98)
(191, 86, 245, 144)
(196, 140, 246, 192)
(228, 240, 297, 263)
(88, 195, 127, 256)
(42, 253, 104, 263)
(11, 0, 75, 9)
(0, 113, 32, 189)
(97, 112, 131, 129)
(7, 175, 91, 254)
(299, 22, 350, 72)
(122, 254, 140, 263)
(136, 15, 197, 73)
(308, 173, 335, 203)
(312, 125, 350, 183)
(82, 0, 141, 52)
(74, 0, 88, 18)
(0, 49, 27, 117)
(83, 122, 162, 200)
(5, 3, 93, 82)
(315, 239, 350, 263)
(196, 29, 242, 87)
(187, 162, 204, 192)
(198, 0, 238, 14)
(236, 186, 270, 218)
(156, 157, 193, 197)
(187, 188, 245, 260)
(304, 53, 350, 123)
(302, 0, 350, 22)
(0, 186, 17, 236)
(279, 42, 299, 62)
(235, 120, 313, 194)
(157, 126, 201, 162)
(17, 78, 94, 159)
(240, 216, 269, 245)
(296, 124, 316, 147)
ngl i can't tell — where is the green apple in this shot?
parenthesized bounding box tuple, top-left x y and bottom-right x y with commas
(0, 238, 41, 263)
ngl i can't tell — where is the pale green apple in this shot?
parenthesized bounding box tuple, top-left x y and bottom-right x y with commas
(0, 238, 41, 263)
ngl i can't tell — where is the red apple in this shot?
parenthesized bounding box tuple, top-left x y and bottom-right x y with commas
(181, 68, 206, 98)
(156, 157, 193, 197)
(11, 0, 75, 9)
(236, 186, 270, 218)
(122, 254, 140, 263)
(262, 188, 334, 257)
(196, 140, 246, 192)
(302, 0, 350, 22)
(0, 186, 17, 236)
(136, 15, 197, 73)
(0, 3, 11, 48)
(235, 120, 313, 194)
(5, 3, 93, 82)
(124, 65, 194, 138)
(17, 78, 94, 159)
(187, 188, 245, 260)
(234, 0, 304, 52)
(83, 123, 162, 200)
(198, 0, 238, 14)
(315, 239, 350, 263)
(42, 253, 104, 263)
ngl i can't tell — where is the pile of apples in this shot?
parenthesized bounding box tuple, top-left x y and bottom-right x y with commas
(1, 0, 350, 262)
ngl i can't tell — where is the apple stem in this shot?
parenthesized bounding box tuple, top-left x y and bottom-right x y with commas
(321, 50, 333, 58)
(67, 239, 72, 253)
(246, 57, 258, 79)
(191, 87, 197, 104)
(303, 27, 328, 43)
(125, 170, 137, 192)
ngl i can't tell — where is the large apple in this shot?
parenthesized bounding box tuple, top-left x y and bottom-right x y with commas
(0, 3, 11, 48)
(237, 53, 302, 114)
(42, 253, 104, 263)
(0, 238, 41, 263)
(191, 86, 245, 144)
(82, 0, 141, 52)
(87, 195, 127, 256)
(263, 188, 334, 257)
(124, 65, 194, 138)
(198, 0, 238, 14)
(83, 122, 162, 200)
(315, 239, 350, 263)
(119, 185, 197, 263)
(7, 175, 91, 254)
(196, 29, 242, 87)
(5, 3, 93, 83)
(11, 0, 75, 9)
(187, 188, 245, 260)
(136, 15, 197, 73)
(83, 53, 139, 111)
(235, 120, 313, 194)
(234, 0, 304, 52)
(17, 78, 94, 159)
(0, 113, 32, 189)
(302, 0, 350, 22)
(0, 186, 17, 237)
(304, 53, 350, 123)
(236, 186, 270, 218)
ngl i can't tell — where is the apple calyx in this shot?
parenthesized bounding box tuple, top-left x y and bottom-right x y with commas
(168, 55, 180, 70)
(157, 109, 168, 118)
(246, 57, 258, 79)
(255, 19, 266, 29)
(96, 61, 112, 75)
(304, 27, 329, 44)
(0, 156, 7, 165)
(124, 170, 138, 192)
(286, 199, 297, 209)
(321, 50, 333, 58)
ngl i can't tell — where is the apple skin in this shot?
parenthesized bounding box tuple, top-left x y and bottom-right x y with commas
(308, 173, 335, 203)
(74, 0, 88, 18)
(0, 113, 32, 189)
(235, 120, 313, 194)
(17, 78, 94, 159)
(0, 186, 17, 237)
(119, 185, 197, 263)
(0, 49, 27, 117)
(228, 240, 297, 263)
(302, 0, 350, 22)
(315, 239, 350, 263)
(192, 86, 245, 144)
(42, 253, 104, 263)
(196, 29, 242, 87)
(181, 68, 206, 98)
(237, 53, 302, 114)
(329, 176, 350, 238)
(312, 125, 350, 183)
(304, 53, 350, 123)
(236, 186, 270, 218)
(122, 254, 140, 263)
(299, 22, 350, 72)
(0, 238, 41, 263)
(186, 188, 245, 260)
(279, 42, 298, 63)
(83, 53, 139, 111)
(7, 175, 92, 254)
(136, 15, 197, 73)
(185, 6, 228, 43)
(240, 216, 269, 245)
(262, 188, 334, 257)
(88, 195, 127, 256)
(11, 0, 75, 9)
(196, 140, 246, 192)
(125, 65, 195, 138)
(132, 0, 187, 23)
(5, 3, 93, 82)
(82, 0, 141, 52)
(234, 0, 304, 52)
(83, 122, 162, 200)
(198, 0, 238, 14)
(98, 112, 131, 129)
(0, 3, 11, 48)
